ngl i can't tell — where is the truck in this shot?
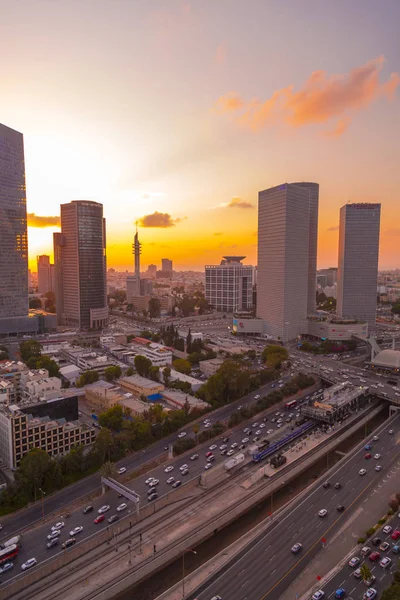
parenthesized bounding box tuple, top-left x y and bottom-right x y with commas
(224, 453, 245, 471)
(1, 535, 22, 549)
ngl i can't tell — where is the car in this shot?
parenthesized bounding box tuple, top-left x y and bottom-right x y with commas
(354, 568, 362, 579)
(373, 435, 379, 441)
(389, 429, 394, 435)
(62, 537, 76, 549)
(204, 422, 211, 428)
(277, 423, 283, 428)
(177, 432, 187, 438)
(94, 515, 105, 524)
(207, 455, 215, 462)
(117, 503, 127, 512)
(145, 477, 155, 485)
(369, 551, 380, 562)
(322, 482, 331, 489)
(334, 482, 342, 489)
(147, 493, 158, 502)
(51, 521, 65, 531)
(259, 423, 266, 428)
(222, 437, 230, 443)
(318, 509, 328, 518)
(348, 557, 360, 568)
(219, 445, 227, 451)
(166, 476, 175, 484)
(83, 505, 94, 514)
(21, 558, 37, 570)
(98, 505, 110, 514)
(380, 541, 390, 552)
(46, 538, 59, 549)
(108, 515, 119, 523)
(227, 449, 234, 456)
(312, 591, 325, 600)
(267, 429, 274, 434)
(210, 596, 222, 600)
(392, 530, 400, 540)
(392, 545, 400, 554)
(203, 419, 210, 425)
(336, 505, 345, 512)
(181, 468, 190, 475)
(47, 530, 61, 540)
(252, 422, 259, 428)
(363, 589, 377, 600)
(334, 588, 345, 599)
(117, 467, 127, 475)
(190, 454, 198, 460)
(364, 576, 376, 587)
(231, 442, 238, 449)
(164, 465, 174, 473)
(204, 463, 213, 470)
(364, 444, 372, 450)
(375, 465, 382, 472)
(172, 480, 181, 488)
(241, 438, 249, 444)
(69, 526, 83, 536)
(361, 546, 372, 556)
(372, 537, 382, 546)
(209, 444, 217, 451)
(0, 562, 14, 573)
(364, 453, 372, 459)
(149, 479, 159, 487)
(383, 525, 393, 534)
(373, 454, 381, 460)
(359, 469, 367, 476)
(380, 555, 392, 568)
(255, 430, 261, 436)
(291, 542, 303, 554)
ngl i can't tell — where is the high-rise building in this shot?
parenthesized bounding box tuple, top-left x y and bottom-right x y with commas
(205, 256, 255, 313)
(162, 258, 173, 272)
(37, 255, 54, 294)
(147, 264, 157, 277)
(257, 182, 319, 341)
(54, 201, 108, 330)
(0, 123, 28, 320)
(337, 203, 381, 334)
(126, 226, 141, 300)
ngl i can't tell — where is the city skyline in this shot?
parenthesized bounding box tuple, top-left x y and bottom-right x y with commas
(1, 0, 399, 272)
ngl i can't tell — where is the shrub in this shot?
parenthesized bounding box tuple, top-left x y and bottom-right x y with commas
(387, 508, 394, 515)
(378, 517, 387, 525)
(358, 537, 366, 544)
(366, 527, 376, 537)
(173, 437, 196, 455)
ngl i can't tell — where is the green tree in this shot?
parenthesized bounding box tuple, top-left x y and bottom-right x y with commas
(76, 370, 99, 387)
(148, 297, 161, 318)
(163, 366, 171, 385)
(381, 584, 400, 600)
(93, 427, 114, 462)
(360, 563, 372, 583)
(262, 345, 288, 368)
(172, 358, 191, 375)
(43, 291, 56, 312)
(126, 366, 134, 376)
(140, 330, 153, 340)
(149, 365, 160, 381)
(14, 448, 53, 499)
(28, 354, 60, 377)
(192, 422, 200, 441)
(19, 339, 42, 362)
(99, 405, 124, 431)
(100, 461, 118, 480)
(134, 355, 152, 377)
(104, 365, 122, 382)
(29, 297, 42, 309)
(392, 304, 400, 315)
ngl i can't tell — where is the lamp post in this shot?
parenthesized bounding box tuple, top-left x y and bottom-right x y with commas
(39, 487, 46, 519)
(182, 548, 197, 598)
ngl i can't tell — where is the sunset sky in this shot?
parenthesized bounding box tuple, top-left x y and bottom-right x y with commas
(1, 0, 399, 272)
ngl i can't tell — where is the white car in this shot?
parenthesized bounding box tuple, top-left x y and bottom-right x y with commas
(51, 521, 65, 531)
(255, 430, 262, 436)
(47, 530, 61, 540)
(226, 449, 234, 456)
(149, 479, 159, 487)
(219, 444, 227, 450)
(145, 477, 155, 485)
(383, 525, 392, 534)
(267, 429, 274, 435)
(166, 476, 175, 484)
(312, 591, 325, 600)
(204, 463, 212, 470)
(21, 558, 37, 570)
(375, 465, 382, 472)
(318, 509, 328, 518)
(98, 505, 111, 514)
(117, 467, 126, 475)
(209, 445, 217, 451)
(177, 432, 187, 439)
(117, 503, 127, 512)
(359, 468, 367, 476)
(164, 465, 174, 473)
(242, 438, 249, 444)
(204, 422, 211, 428)
(389, 430, 394, 435)
(69, 526, 83, 536)
(380, 557, 392, 569)
(373, 436, 379, 441)
(363, 589, 377, 600)
(259, 423, 266, 429)
(179, 464, 188, 471)
(348, 556, 360, 568)
(231, 442, 238, 449)
(373, 454, 381, 460)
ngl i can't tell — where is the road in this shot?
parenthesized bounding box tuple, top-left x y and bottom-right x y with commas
(190, 415, 400, 600)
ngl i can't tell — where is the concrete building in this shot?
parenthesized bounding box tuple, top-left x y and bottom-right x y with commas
(162, 258, 173, 272)
(84, 381, 149, 415)
(59, 364, 82, 386)
(337, 203, 381, 334)
(232, 314, 268, 336)
(23, 377, 62, 402)
(257, 182, 319, 341)
(0, 124, 28, 325)
(199, 358, 224, 377)
(161, 389, 209, 412)
(370, 349, 400, 373)
(167, 369, 202, 392)
(62, 347, 118, 375)
(318, 268, 338, 287)
(118, 375, 164, 398)
(205, 256, 255, 313)
(0, 361, 27, 402)
(54, 200, 108, 330)
(37, 255, 54, 294)
(303, 315, 368, 341)
(147, 264, 157, 277)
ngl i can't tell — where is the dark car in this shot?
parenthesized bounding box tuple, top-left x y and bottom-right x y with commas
(322, 482, 331, 489)
(108, 515, 119, 524)
(83, 505, 94, 514)
(371, 537, 381, 547)
(46, 538, 59, 549)
(223, 437, 230, 443)
(336, 505, 345, 512)
(334, 482, 342, 489)
(62, 537, 76, 549)
(364, 453, 372, 460)
(148, 493, 158, 502)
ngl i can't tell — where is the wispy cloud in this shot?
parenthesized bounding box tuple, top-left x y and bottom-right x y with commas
(210, 197, 254, 210)
(139, 212, 186, 228)
(214, 56, 400, 136)
(28, 213, 60, 228)
(327, 225, 339, 232)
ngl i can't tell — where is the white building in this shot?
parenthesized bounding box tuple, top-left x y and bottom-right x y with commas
(161, 389, 209, 412)
(166, 369, 203, 392)
(23, 377, 62, 402)
(205, 256, 254, 313)
(199, 358, 224, 377)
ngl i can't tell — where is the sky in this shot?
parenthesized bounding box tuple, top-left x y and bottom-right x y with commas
(1, 0, 400, 272)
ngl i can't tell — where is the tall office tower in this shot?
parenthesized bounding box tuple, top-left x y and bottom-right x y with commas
(162, 258, 173, 272)
(0, 124, 28, 319)
(205, 256, 255, 312)
(37, 255, 53, 294)
(147, 264, 157, 277)
(257, 182, 319, 342)
(54, 201, 108, 330)
(336, 203, 381, 334)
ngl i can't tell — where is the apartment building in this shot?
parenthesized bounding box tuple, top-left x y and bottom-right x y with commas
(118, 375, 164, 398)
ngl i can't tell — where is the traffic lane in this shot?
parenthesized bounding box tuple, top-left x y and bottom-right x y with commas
(193, 418, 400, 600)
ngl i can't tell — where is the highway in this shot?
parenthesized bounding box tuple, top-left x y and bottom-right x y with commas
(190, 415, 400, 600)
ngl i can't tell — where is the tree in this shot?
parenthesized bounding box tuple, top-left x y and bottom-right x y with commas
(15, 448, 53, 499)
(262, 345, 288, 368)
(192, 422, 200, 441)
(26, 354, 60, 377)
(148, 297, 161, 318)
(140, 330, 153, 340)
(100, 461, 118, 480)
(134, 355, 152, 377)
(99, 405, 124, 431)
(163, 366, 171, 385)
(19, 340, 42, 362)
(149, 365, 160, 381)
(44, 291, 56, 312)
(392, 304, 400, 315)
(29, 297, 42, 309)
(186, 329, 192, 353)
(126, 366, 134, 376)
(360, 563, 372, 583)
(183, 396, 191, 416)
(172, 358, 191, 375)
(76, 370, 99, 387)
(381, 584, 400, 600)
(104, 365, 122, 382)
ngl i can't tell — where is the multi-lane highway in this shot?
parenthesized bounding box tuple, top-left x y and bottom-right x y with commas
(190, 415, 400, 600)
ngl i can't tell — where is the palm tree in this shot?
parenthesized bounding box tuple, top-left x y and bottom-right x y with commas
(100, 461, 118, 480)
(360, 563, 372, 583)
(192, 423, 200, 442)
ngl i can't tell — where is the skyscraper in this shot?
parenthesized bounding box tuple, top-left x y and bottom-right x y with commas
(257, 182, 319, 341)
(37, 255, 54, 294)
(54, 201, 108, 330)
(161, 258, 173, 272)
(0, 123, 28, 319)
(205, 256, 255, 312)
(337, 203, 381, 334)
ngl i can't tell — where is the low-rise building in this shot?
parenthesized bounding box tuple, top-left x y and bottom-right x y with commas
(59, 364, 82, 386)
(0, 361, 27, 402)
(303, 316, 368, 341)
(62, 346, 118, 375)
(23, 377, 62, 402)
(108, 338, 172, 367)
(199, 358, 224, 377)
(161, 389, 209, 412)
(85, 381, 150, 415)
(167, 369, 202, 392)
(118, 375, 164, 398)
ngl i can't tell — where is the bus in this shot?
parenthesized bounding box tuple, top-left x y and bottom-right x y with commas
(0, 543, 19, 565)
(285, 399, 297, 410)
(1, 535, 22, 549)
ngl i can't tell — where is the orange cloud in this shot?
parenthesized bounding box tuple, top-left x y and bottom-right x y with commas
(228, 197, 254, 209)
(28, 213, 60, 227)
(215, 57, 400, 135)
(139, 212, 185, 228)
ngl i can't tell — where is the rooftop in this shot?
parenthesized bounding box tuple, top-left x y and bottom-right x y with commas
(371, 349, 400, 369)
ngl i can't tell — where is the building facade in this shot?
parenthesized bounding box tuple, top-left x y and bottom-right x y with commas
(0, 124, 28, 321)
(336, 203, 381, 334)
(257, 182, 319, 341)
(54, 200, 108, 330)
(205, 256, 254, 313)
(37, 255, 54, 294)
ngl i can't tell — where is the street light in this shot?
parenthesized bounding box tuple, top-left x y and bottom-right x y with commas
(182, 548, 197, 598)
(38, 487, 46, 519)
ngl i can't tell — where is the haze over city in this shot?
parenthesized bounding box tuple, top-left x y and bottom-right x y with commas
(1, 0, 400, 271)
